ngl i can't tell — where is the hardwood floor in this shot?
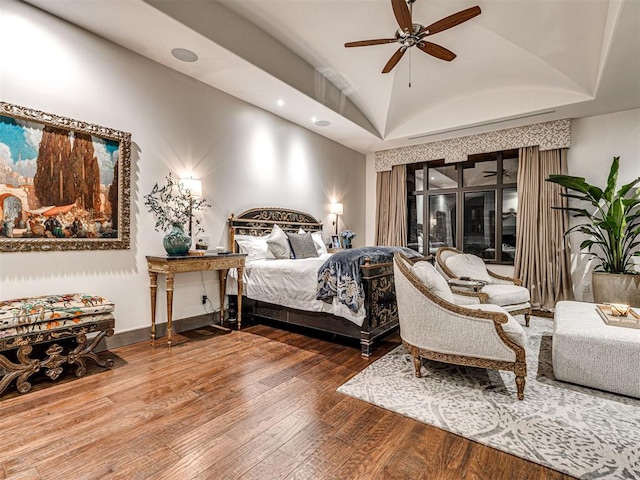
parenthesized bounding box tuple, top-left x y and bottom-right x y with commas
(0, 323, 575, 480)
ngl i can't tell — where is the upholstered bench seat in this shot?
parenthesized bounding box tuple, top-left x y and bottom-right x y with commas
(0, 293, 114, 337)
(0, 293, 115, 396)
(553, 300, 640, 399)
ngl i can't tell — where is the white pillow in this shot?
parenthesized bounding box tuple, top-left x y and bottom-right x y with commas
(297, 228, 328, 255)
(235, 234, 275, 262)
(445, 253, 492, 284)
(267, 224, 292, 259)
(411, 261, 454, 303)
(312, 231, 328, 255)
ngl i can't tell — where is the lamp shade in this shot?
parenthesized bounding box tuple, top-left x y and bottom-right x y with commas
(179, 177, 202, 198)
(330, 202, 343, 215)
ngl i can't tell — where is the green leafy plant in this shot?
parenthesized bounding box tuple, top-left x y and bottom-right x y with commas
(143, 173, 211, 235)
(546, 156, 640, 273)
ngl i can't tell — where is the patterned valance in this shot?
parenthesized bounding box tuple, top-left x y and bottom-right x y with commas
(375, 119, 570, 171)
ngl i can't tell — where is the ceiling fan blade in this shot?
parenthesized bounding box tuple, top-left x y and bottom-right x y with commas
(345, 38, 397, 48)
(391, 0, 413, 33)
(419, 6, 481, 36)
(382, 47, 406, 73)
(417, 41, 456, 61)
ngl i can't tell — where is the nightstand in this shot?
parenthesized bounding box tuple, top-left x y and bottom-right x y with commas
(146, 252, 247, 346)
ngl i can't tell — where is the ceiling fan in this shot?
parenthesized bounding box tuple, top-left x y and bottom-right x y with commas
(345, 0, 481, 75)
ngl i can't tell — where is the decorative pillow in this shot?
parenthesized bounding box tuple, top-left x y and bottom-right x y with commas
(234, 234, 275, 262)
(286, 232, 319, 259)
(445, 253, 492, 284)
(267, 224, 292, 259)
(297, 228, 328, 255)
(312, 231, 328, 255)
(411, 261, 454, 303)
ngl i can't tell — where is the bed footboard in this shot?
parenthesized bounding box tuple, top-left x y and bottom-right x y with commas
(360, 260, 399, 356)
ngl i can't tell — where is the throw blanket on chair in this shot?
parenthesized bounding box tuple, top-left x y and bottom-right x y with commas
(316, 246, 421, 312)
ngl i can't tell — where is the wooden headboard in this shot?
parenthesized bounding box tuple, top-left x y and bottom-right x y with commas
(228, 207, 323, 253)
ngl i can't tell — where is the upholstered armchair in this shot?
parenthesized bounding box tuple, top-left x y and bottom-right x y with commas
(435, 247, 532, 327)
(393, 253, 527, 400)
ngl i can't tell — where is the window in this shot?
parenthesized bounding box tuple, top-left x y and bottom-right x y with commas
(406, 150, 518, 264)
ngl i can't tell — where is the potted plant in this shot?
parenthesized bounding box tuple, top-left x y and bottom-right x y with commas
(144, 173, 211, 256)
(546, 156, 640, 305)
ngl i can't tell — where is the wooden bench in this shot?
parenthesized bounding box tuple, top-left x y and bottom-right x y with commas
(0, 293, 115, 396)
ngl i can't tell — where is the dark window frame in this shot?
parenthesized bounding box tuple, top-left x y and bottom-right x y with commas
(407, 149, 518, 265)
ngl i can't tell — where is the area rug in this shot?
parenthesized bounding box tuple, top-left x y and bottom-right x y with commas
(337, 317, 640, 479)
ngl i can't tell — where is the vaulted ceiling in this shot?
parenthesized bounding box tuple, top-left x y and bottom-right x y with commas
(25, 0, 640, 154)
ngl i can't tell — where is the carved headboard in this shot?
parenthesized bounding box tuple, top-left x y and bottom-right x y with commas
(228, 207, 323, 253)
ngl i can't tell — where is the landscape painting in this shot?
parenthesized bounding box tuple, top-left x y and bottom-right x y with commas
(0, 102, 131, 252)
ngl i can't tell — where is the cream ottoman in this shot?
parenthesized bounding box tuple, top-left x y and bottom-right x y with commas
(553, 300, 640, 398)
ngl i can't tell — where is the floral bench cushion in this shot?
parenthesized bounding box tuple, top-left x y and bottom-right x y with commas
(0, 294, 114, 338)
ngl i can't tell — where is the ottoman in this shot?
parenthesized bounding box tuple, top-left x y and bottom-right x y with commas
(553, 300, 640, 398)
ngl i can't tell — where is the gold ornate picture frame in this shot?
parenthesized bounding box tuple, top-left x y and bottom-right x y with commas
(0, 102, 131, 252)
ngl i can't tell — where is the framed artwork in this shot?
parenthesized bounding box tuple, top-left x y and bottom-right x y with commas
(331, 235, 341, 249)
(0, 102, 131, 252)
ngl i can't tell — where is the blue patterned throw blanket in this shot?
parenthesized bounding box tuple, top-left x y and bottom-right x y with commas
(316, 246, 421, 313)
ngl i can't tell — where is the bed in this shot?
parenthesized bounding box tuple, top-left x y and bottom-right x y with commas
(226, 207, 415, 357)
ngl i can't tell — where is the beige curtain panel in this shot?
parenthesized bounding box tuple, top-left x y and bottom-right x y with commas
(375, 164, 407, 246)
(515, 146, 573, 310)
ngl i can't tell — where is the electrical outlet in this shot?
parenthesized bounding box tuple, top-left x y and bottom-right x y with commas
(202, 295, 207, 305)
(583, 285, 590, 294)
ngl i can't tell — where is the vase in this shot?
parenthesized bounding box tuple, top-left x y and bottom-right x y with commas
(163, 223, 192, 256)
(344, 238, 352, 249)
(592, 272, 640, 307)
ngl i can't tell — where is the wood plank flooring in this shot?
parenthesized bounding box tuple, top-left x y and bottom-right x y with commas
(0, 323, 575, 480)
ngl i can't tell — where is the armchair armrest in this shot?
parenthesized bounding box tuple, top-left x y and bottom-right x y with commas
(451, 289, 489, 305)
(487, 269, 522, 286)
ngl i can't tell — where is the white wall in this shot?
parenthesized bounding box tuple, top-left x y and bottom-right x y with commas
(0, 0, 366, 334)
(567, 108, 640, 300)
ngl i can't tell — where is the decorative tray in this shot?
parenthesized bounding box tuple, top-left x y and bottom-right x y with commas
(595, 304, 640, 330)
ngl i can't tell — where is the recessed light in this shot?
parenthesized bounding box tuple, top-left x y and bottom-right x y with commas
(314, 120, 331, 127)
(171, 48, 198, 62)
(277, 99, 284, 107)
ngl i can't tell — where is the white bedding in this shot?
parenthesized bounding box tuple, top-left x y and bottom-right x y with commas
(225, 254, 366, 326)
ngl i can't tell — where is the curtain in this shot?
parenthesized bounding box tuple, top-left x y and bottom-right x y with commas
(375, 164, 407, 246)
(515, 146, 573, 310)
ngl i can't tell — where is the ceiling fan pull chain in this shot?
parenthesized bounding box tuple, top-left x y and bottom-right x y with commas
(409, 49, 412, 87)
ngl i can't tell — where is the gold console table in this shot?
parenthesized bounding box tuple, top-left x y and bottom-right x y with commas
(145, 253, 246, 346)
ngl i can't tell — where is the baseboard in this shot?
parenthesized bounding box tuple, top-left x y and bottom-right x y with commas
(97, 311, 222, 352)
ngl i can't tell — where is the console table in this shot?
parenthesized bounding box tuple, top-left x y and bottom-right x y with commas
(145, 253, 246, 346)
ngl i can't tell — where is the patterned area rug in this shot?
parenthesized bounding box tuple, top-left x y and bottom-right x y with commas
(337, 317, 640, 479)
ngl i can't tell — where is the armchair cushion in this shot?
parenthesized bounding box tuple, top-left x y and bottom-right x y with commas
(411, 261, 454, 303)
(461, 304, 526, 347)
(445, 254, 492, 284)
(482, 284, 530, 306)
(452, 293, 482, 306)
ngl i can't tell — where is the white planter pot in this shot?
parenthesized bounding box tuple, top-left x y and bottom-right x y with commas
(592, 272, 640, 307)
